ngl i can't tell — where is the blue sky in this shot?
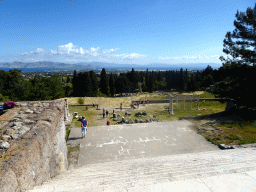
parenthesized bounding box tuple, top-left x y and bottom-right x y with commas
(0, 0, 255, 66)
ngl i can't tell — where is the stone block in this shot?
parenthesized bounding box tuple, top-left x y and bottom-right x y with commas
(0, 141, 10, 149)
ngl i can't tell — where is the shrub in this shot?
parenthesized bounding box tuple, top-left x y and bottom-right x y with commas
(4, 101, 16, 109)
(0, 94, 10, 102)
(77, 97, 85, 104)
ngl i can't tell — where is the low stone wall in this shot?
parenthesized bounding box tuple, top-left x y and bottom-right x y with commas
(132, 100, 170, 105)
(0, 100, 71, 192)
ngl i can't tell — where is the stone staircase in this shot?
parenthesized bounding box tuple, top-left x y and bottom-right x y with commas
(26, 148, 256, 192)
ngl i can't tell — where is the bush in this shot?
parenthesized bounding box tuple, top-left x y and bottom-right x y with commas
(0, 94, 10, 102)
(77, 97, 85, 104)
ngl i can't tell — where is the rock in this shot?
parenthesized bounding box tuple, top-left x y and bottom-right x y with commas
(142, 111, 147, 116)
(153, 115, 156, 118)
(128, 119, 134, 124)
(135, 112, 142, 116)
(146, 119, 150, 123)
(113, 118, 118, 121)
(13, 122, 23, 127)
(23, 119, 35, 125)
(125, 112, 131, 116)
(1, 135, 10, 141)
(219, 144, 235, 150)
(25, 110, 34, 114)
(135, 119, 139, 123)
(0, 141, 10, 149)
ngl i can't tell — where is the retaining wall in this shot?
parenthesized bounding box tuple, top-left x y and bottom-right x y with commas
(0, 100, 72, 192)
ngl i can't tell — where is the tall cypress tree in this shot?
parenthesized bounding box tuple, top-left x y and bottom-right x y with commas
(72, 70, 78, 96)
(109, 73, 115, 97)
(100, 68, 109, 96)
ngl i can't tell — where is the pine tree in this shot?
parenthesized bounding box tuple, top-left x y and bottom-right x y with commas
(220, 3, 256, 65)
(215, 4, 256, 107)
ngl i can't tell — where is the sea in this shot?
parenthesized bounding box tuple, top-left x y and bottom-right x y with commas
(0, 68, 68, 72)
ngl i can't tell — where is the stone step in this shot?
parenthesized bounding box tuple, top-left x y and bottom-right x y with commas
(26, 148, 256, 192)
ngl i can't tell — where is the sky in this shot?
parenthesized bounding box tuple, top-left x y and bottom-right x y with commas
(0, 0, 255, 66)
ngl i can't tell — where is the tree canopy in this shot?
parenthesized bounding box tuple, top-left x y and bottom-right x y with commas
(214, 4, 256, 108)
(220, 3, 256, 66)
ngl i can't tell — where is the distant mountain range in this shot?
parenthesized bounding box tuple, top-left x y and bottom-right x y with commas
(0, 61, 222, 71)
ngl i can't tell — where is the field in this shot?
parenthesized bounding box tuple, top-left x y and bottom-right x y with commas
(64, 91, 256, 146)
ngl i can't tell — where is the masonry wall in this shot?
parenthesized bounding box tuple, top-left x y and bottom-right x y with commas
(0, 100, 71, 192)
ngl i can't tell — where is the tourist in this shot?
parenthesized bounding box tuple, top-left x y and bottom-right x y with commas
(103, 108, 105, 118)
(107, 120, 110, 126)
(81, 116, 88, 138)
(106, 110, 109, 116)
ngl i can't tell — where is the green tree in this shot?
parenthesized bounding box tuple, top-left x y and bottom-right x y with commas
(215, 4, 256, 107)
(220, 3, 256, 65)
(109, 73, 115, 97)
(100, 68, 109, 96)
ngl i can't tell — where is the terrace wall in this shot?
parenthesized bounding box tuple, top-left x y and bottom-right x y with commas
(0, 100, 72, 192)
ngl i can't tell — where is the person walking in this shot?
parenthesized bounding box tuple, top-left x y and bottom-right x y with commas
(103, 108, 105, 118)
(81, 116, 88, 138)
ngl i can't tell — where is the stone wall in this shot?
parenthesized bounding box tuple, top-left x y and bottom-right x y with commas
(0, 100, 72, 192)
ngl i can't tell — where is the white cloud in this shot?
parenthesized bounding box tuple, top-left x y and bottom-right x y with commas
(14, 43, 147, 64)
(3, 43, 222, 64)
(102, 48, 119, 54)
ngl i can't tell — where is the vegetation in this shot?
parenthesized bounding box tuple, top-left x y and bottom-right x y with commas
(214, 3, 256, 108)
(77, 97, 85, 104)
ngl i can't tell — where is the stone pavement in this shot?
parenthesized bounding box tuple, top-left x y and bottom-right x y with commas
(76, 121, 219, 166)
(26, 121, 256, 192)
(27, 148, 256, 192)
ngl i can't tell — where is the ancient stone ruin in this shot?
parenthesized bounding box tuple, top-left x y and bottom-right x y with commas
(0, 100, 72, 192)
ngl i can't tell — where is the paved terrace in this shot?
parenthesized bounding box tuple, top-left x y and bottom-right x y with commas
(27, 121, 256, 192)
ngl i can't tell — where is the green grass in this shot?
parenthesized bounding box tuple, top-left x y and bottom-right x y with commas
(65, 125, 70, 141)
(198, 92, 215, 98)
(69, 105, 100, 127)
(213, 121, 256, 145)
(68, 144, 80, 154)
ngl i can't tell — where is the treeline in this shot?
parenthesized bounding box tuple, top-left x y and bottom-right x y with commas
(0, 65, 217, 102)
(72, 66, 216, 97)
(0, 69, 65, 101)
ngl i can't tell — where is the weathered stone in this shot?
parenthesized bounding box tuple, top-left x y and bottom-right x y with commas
(142, 111, 147, 116)
(0, 141, 10, 149)
(219, 144, 235, 150)
(125, 112, 131, 116)
(25, 109, 34, 114)
(135, 112, 142, 116)
(135, 119, 139, 123)
(128, 119, 134, 124)
(0, 100, 71, 191)
(2, 135, 11, 140)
